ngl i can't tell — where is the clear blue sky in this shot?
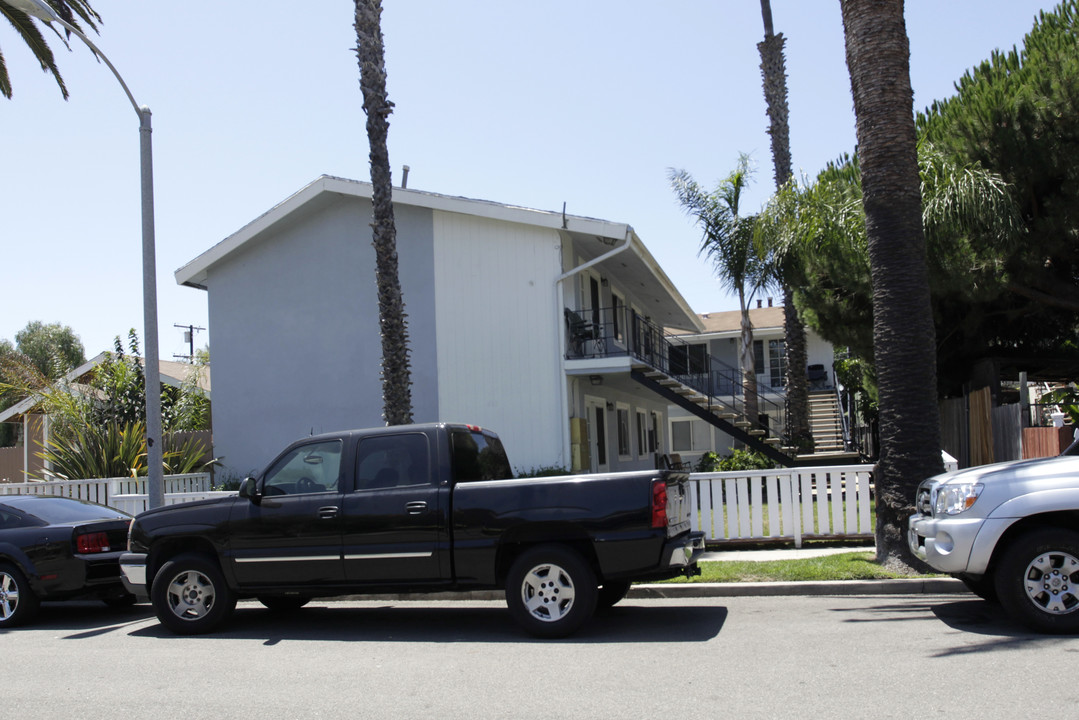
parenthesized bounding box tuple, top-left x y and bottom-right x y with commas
(0, 0, 1058, 359)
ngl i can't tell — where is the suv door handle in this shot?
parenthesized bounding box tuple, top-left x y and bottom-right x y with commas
(405, 501, 427, 515)
(318, 506, 339, 519)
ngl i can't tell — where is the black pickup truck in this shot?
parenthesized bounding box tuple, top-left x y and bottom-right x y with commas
(120, 423, 704, 637)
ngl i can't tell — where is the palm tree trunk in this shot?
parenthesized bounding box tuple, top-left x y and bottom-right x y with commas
(355, 0, 413, 426)
(738, 293, 759, 425)
(758, 0, 811, 451)
(840, 0, 942, 568)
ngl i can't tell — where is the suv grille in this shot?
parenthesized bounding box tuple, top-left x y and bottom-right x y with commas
(916, 487, 933, 516)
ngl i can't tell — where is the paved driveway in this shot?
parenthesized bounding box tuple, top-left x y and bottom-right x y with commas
(5, 595, 1076, 719)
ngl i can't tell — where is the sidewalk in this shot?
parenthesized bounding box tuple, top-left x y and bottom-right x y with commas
(698, 544, 875, 563)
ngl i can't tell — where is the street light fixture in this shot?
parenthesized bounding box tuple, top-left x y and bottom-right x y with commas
(12, 0, 166, 508)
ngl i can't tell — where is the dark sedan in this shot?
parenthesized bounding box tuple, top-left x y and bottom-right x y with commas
(0, 494, 135, 628)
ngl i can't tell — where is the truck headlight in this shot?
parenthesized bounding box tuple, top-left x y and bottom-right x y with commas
(934, 483, 983, 516)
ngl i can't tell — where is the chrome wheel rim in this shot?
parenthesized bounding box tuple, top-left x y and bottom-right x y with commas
(165, 569, 216, 620)
(520, 562, 576, 623)
(0, 572, 19, 621)
(1023, 550, 1079, 615)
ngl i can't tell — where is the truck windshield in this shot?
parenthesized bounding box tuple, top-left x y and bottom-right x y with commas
(451, 428, 512, 482)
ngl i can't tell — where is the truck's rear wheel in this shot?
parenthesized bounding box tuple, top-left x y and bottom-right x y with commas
(506, 545, 596, 638)
(995, 528, 1079, 634)
(152, 554, 236, 635)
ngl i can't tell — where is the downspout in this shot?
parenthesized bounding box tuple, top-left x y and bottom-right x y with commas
(554, 227, 634, 471)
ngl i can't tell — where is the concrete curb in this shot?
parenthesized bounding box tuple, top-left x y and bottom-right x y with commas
(340, 578, 968, 603)
(628, 578, 967, 598)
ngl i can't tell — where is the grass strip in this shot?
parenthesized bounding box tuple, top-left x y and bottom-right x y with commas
(658, 552, 943, 584)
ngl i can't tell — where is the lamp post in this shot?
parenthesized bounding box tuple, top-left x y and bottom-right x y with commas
(11, 0, 165, 508)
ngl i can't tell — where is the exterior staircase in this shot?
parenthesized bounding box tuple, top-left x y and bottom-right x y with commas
(632, 368, 794, 466)
(799, 390, 861, 465)
(809, 391, 845, 453)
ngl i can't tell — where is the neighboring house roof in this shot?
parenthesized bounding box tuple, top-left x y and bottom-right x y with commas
(0, 354, 210, 424)
(175, 175, 702, 332)
(667, 305, 786, 338)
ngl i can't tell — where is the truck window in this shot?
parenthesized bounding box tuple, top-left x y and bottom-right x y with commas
(262, 440, 342, 496)
(355, 433, 430, 490)
(451, 428, 512, 482)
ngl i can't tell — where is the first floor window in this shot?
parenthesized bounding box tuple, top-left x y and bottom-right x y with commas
(636, 410, 648, 457)
(671, 420, 693, 452)
(617, 405, 631, 457)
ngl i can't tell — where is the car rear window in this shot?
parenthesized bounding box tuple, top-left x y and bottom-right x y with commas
(1, 496, 129, 524)
(450, 428, 512, 482)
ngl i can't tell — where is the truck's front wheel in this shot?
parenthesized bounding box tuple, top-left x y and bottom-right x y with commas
(506, 545, 597, 638)
(151, 554, 236, 635)
(995, 528, 1079, 634)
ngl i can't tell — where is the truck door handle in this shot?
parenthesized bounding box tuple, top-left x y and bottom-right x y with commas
(318, 506, 339, 519)
(405, 501, 427, 515)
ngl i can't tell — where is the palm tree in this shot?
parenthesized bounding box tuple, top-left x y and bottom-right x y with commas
(670, 156, 768, 424)
(840, 0, 942, 568)
(354, 0, 412, 426)
(0, 0, 100, 99)
(757, 0, 811, 452)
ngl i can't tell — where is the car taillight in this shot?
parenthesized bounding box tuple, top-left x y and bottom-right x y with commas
(651, 480, 668, 529)
(76, 531, 111, 554)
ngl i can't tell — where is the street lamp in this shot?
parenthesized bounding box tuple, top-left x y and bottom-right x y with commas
(11, 0, 165, 508)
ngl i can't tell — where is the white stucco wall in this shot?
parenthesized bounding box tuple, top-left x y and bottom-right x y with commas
(430, 210, 564, 473)
(205, 195, 438, 478)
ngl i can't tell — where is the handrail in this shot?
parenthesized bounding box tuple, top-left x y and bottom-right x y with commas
(834, 382, 851, 451)
(565, 304, 787, 445)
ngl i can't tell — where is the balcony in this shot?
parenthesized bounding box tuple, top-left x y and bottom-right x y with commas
(565, 305, 794, 465)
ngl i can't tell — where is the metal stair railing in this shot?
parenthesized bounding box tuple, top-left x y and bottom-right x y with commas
(564, 304, 790, 454)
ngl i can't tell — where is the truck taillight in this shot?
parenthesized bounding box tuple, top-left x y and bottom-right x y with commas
(651, 480, 668, 529)
(76, 531, 111, 554)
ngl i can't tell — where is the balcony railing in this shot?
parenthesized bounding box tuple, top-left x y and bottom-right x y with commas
(565, 305, 786, 443)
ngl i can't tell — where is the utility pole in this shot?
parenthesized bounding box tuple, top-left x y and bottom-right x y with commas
(174, 324, 205, 362)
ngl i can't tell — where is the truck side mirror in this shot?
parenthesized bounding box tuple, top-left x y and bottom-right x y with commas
(238, 477, 260, 502)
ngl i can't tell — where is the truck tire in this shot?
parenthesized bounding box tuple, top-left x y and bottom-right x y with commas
(994, 528, 1079, 634)
(596, 580, 632, 610)
(0, 563, 39, 628)
(506, 545, 597, 638)
(151, 554, 236, 635)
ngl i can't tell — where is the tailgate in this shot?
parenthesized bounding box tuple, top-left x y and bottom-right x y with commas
(664, 473, 692, 537)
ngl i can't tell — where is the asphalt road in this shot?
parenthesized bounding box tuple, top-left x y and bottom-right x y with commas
(5, 595, 1077, 720)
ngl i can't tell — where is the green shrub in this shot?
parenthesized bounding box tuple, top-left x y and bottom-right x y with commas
(696, 449, 777, 473)
(516, 465, 572, 478)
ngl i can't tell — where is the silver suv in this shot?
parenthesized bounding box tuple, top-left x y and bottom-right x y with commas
(909, 443, 1079, 633)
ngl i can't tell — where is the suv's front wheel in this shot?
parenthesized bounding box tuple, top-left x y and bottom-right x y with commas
(995, 528, 1079, 634)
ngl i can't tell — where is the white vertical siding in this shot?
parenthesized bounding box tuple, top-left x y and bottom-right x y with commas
(432, 211, 564, 472)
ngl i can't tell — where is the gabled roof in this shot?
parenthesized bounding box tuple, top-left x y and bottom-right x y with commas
(667, 305, 786, 338)
(0, 354, 210, 424)
(175, 175, 702, 331)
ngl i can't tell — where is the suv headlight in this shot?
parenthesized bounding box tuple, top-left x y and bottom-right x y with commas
(934, 483, 983, 516)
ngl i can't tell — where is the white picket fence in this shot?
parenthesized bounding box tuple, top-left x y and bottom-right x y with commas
(689, 465, 874, 547)
(0, 473, 220, 512)
(108, 490, 238, 516)
(689, 454, 959, 547)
